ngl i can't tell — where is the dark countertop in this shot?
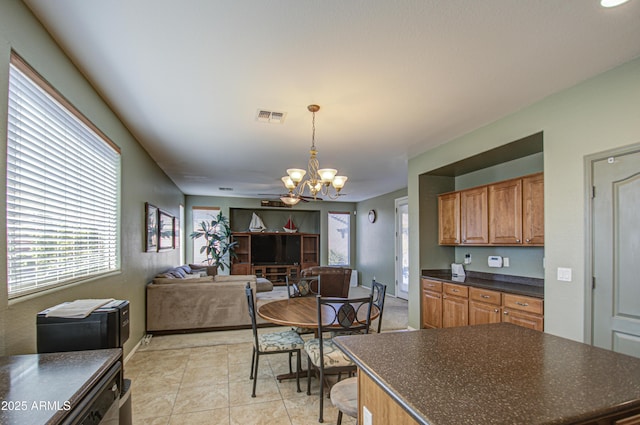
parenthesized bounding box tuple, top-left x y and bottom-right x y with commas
(0, 349, 122, 425)
(334, 324, 640, 425)
(422, 269, 544, 298)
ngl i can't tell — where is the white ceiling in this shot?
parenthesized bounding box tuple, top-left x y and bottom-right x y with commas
(22, 0, 640, 202)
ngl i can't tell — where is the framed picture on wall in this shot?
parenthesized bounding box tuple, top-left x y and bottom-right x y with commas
(158, 209, 175, 251)
(145, 202, 158, 252)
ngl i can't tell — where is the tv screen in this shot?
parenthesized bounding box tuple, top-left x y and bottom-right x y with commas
(251, 234, 300, 265)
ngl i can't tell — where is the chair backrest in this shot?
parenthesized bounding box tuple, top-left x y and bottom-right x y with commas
(286, 275, 320, 298)
(371, 280, 387, 333)
(301, 266, 351, 297)
(316, 295, 373, 347)
(244, 283, 260, 347)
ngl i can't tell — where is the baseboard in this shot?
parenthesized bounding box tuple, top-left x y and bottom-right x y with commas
(124, 336, 145, 365)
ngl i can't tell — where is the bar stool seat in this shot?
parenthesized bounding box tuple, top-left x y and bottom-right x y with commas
(330, 377, 358, 424)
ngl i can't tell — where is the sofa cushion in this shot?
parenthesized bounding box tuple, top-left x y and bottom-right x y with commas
(153, 276, 214, 284)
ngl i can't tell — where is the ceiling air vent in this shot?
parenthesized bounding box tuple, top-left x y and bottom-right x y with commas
(256, 109, 287, 124)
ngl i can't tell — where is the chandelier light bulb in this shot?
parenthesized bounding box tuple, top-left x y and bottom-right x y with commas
(281, 176, 296, 190)
(332, 175, 348, 190)
(318, 168, 338, 183)
(286, 168, 306, 183)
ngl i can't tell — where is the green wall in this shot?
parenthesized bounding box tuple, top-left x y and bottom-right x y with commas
(0, 0, 184, 356)
(408, 57, 640, 341)
(355, 188, 408, 296)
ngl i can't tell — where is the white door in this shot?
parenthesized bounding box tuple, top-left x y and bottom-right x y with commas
(395, 197, 409, 300)
(592, 148, 640, 358)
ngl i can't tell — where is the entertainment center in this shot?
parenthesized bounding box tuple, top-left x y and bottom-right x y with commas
(229, 208, 321, 283)
(230, 232, 319, 283)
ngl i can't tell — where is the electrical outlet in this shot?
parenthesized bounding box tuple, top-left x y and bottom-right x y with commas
(464, 253, 471, 264)
(503, 257, 509, 267)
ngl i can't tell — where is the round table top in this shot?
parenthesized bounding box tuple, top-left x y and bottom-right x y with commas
(257, 296, 379, 329)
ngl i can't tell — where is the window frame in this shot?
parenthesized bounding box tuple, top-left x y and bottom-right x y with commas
(6, 51, 121, 299)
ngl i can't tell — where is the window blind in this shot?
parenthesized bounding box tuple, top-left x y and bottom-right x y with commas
(6, 56, 121, 297)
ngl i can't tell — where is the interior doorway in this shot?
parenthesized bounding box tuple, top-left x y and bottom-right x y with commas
(395, 197, 409, 300)
(589, 144, 640, 359)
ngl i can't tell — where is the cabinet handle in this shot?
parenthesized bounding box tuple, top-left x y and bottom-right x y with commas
(516, 239, 521, 243)
(526, 238, 531, 243)
(481, 294, 490, 299)
(515, 302, 529, 307)
(494, 309, 500, 313)
(452, 289, 459, 293)
(504, 311, 509, 315)
(462, 239, 466, 243)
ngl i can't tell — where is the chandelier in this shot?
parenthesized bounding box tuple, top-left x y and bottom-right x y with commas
(280, 105, 348, 206)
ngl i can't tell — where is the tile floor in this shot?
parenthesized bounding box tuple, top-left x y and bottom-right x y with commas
(125, 328, 356, 425)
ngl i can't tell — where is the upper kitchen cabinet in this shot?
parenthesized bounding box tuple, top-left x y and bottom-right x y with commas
(488, 178, 523, 244)
(522, 173, 544, 245)
(438, 192, 460, 245)
(438, 172, 544, 247)
(460, 186, 489, 244)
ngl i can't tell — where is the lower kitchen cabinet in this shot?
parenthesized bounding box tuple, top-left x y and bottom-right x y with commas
(442, 283, 468, 328)
(422, 279, 544, 331)
(421, 279, 443, 329)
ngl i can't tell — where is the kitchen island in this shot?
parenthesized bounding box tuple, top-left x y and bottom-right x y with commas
(0, 348, 122, 425)
(333, 324, 640, 425)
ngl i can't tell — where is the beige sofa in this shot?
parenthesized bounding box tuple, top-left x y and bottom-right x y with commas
(146, 274, 274, 333)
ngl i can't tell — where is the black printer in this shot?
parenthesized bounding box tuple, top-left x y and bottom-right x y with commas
(36, 299, 129, 353)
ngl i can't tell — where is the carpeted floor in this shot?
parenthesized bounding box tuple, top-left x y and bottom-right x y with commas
(138, 285, 408, 352)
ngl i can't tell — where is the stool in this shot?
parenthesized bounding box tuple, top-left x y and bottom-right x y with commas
(330, 377, 358, 425)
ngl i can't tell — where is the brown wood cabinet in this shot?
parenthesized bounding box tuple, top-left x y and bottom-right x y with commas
(421, 279, 443, 329)
(442, 283, 469, 328)
(438, 192, 460, 245)
(469, 287, 502, 325)
(523, 172, 544, 245)
(489, 178, 523, 244)
(421, 280, 544, 331)
(437, 172, 543, 246)
(460, 186, 489, 244)
(502, 293, 544, 331)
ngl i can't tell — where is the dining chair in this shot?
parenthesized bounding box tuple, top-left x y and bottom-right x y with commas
(330, 376, 358, 425)
(286, 275, 321, 335)
(371, 280, 387, 333)
(286, 275, 321, 298)
(304, 294, 373, 423)
(245, 283, 304, 397)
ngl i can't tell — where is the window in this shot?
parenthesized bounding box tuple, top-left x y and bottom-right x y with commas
(191, 206, 220, 263)
(328, 211, 350, 266)
(6, 53, 121, 298)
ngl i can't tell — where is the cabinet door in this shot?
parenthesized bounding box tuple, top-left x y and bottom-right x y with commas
(438, 192, 460, 245)
(442, 295, 468, 328)
(502, 309, 544, 331)
(469, 301, 501, 325)
(460, 186, 489, 244)
(489, 178, 523, 244)
(301, 234, 319, 269)
(523, 173, 544, 245)
(422, 290, 442, 329)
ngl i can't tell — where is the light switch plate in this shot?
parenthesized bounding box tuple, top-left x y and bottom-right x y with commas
(363, 406, 373, 425)
(557, 267, 572, 282)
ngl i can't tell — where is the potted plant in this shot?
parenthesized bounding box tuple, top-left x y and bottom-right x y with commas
(189, 210, 238, 272)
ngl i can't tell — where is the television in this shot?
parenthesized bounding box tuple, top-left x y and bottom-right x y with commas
(251, 234, 301, 265)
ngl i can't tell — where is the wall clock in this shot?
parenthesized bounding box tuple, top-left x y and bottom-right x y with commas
(368, 209, 377, 223)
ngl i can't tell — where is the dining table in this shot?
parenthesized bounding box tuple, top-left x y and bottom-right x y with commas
(257, 296, 379, 331)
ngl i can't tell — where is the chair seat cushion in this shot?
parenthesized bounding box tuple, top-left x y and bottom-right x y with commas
(258, 330, 304, 352)
(330, 377, 358, 418)
(304, 338, 354, 368)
